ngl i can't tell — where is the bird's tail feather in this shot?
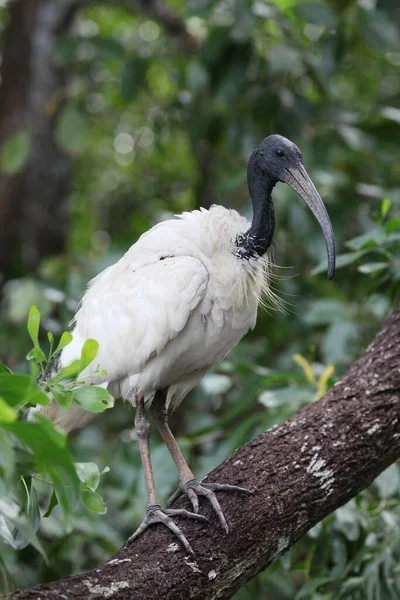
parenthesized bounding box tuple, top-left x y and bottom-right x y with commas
(29, 401, 97, 434)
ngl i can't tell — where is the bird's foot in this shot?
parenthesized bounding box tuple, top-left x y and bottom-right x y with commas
(126, 503, 208, 555)
(167, 479, 253, 534)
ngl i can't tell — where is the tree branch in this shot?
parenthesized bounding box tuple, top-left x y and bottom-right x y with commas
(122, 0, 201, 51)
(13, 305, 400, 599)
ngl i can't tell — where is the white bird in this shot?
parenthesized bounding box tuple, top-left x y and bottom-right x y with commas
(39, 134, 335, 554)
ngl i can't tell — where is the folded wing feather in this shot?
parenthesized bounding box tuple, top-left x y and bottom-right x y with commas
(38, 255, 210, 432)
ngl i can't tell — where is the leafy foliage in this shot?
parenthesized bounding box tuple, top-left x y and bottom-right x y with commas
(0, 309, 113, 593)
(0, 0, 399, 597)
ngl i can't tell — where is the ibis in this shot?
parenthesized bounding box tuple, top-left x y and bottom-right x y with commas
(39, 134, 335, 554)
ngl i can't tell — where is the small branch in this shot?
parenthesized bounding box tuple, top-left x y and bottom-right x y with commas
(80, 0, 201, 49)
(123, 0, 202, 51)
(13, 305, 400, 599)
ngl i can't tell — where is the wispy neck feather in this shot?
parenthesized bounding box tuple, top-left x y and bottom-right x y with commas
(235, 152, 276, 259)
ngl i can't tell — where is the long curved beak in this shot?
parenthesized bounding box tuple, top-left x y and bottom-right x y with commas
(282, 165, 336, 279)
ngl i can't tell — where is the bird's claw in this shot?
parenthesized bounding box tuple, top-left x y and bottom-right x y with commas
(126, 503, 208, 555)
(167, 479, 253, 534)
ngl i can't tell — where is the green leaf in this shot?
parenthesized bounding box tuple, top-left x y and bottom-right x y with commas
(303, 299, 349, 325)
(27, 305, 41, 348)
(2, 418, 79, 516)
(49, 360, 81, 384)
(338, 577, 365, 595)
(49, 384, 73, 410)
(0, 364, 11, 375)
(0, 128, 31, 175)
(0, 397, 17, 423)
(26, 347, 47, 364)
(358, 262, 388, 274)
(56, 105, 87, 154)
(0, 498, 47, 559)
(295, 577, 334, 599)
(33, 414, 67, 448)
(380, 198, 391, 220)
(75, 462, 100, 491)
(380, 106, 400, 124)
(11, 513, 47, 558)
(55, 331, 73, 353)
(385, 217, 400, 235)
(0, 545, 15, 594)
(43, 489, 58, 518)
(346, 229, 385, 250)
(80, 489, 107, 514)
(72, 385, 114, 413)
(0, 431, 15, 478)
(387, 231, 400, 245)
(26, 306, 46, 363)
(0, 503, 15, 547)
(258, 385, 312, 409)
(49, 340, 101, 391)
(312, 251, 366, 275)
(80, 339, 99, 371)
(0, 374, 49, 410)
(14, 480, 41, 549)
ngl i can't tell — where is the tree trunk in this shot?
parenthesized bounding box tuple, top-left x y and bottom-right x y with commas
(12, 305, 400, 599)
(0, 0, 79, 279)
(0, 0, 199, 281)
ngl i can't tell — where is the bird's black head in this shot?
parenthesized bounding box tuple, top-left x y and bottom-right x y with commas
(255, 134, 303, 182)
(247, 134, 336, 279)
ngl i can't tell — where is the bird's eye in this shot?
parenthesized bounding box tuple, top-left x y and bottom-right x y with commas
(275, 149, 285, 158)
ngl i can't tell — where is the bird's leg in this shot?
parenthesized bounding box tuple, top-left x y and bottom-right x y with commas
(134, 392, 158, 505)
(151, 390, 252, 534)
(126, 392, 207, 555)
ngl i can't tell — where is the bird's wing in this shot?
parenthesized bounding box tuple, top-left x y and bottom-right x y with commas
(64, 256, 210, 382)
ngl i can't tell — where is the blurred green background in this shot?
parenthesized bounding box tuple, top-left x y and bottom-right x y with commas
(0, 0, 399, 597)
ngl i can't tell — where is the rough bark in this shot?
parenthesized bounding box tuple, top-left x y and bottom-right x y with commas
(0, 0, 79, 279)
(12, 306, 400, 599)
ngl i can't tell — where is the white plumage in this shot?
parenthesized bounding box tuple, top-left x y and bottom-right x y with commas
(43, 205, 269, 432)
(37, 134, 335, 552)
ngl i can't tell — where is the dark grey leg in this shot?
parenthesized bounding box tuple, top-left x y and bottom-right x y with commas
(134, 391, 158, 505)
(127, 392, 207, 555)
(151, 390, 252, 534)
